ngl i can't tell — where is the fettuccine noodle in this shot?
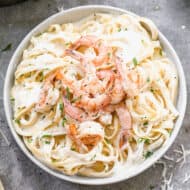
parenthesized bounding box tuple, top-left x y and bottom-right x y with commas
(11, 13, 178, 177)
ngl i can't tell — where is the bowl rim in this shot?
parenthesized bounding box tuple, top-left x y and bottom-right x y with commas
(3, 5, 187, 185)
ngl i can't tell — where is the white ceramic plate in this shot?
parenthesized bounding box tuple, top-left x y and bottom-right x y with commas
(3, 5, 187, 185)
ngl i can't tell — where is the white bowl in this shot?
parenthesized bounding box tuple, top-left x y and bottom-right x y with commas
(3, 5, 187, 185)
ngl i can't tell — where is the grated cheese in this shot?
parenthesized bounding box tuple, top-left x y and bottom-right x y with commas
(174, 144, 190, 168)
(183, 173, 190, 183)
(163, 155, 174, 161)
(0, 129, 10, 146)
(57, 3, 64, 12)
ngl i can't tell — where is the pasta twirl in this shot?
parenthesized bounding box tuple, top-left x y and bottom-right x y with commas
(11, 13, 178, 177)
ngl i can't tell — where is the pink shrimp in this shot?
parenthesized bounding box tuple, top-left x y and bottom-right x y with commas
(115, 56, 140, 97)
(64, 49, 96, 75)
(62, 97, 86, 122)
(36, 70, 62, 112)
(62, 97, 101, 121)
(63, 49, 112, 112)
(110, 76, 126, 104)
(68, 122, 103, 151)
(115, 104, 132, 148)
(75, 70, 115, 111)
(96, 70, 115, 90)
(75, 93, 111, 112)
(70, 35, 110, 66)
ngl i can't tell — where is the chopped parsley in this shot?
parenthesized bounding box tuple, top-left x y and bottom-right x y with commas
(132, 57, 138, 66)
(107, 52, 111, 57)
(118, 28, 121, 32)
(45, 141, 50, 144)
(59, 103, 64, 112)
(169, 130, 173, 136)
(65, 86, 71, 100)
(1, 43, 12, 52)
(144, 151, 153, 159)
(15, 118, 20, 125)
(150, 87, 155, 93)
(10, 97, 15, 103)
(71, 147, 76, 151)
(90, 154, 96, 161)
(105, 139, 111, 144)
(27, 138, 32, 143)
(138, 138, 150, 144)
(71, 95, 82, 103)
(65, 42, 71, 46)
(42, 134, 52, 138)
(159, 49, 163, 56)
(143, 121, 149, 126)
(62, 117, 67, 127)
(39, 72, 44, 82)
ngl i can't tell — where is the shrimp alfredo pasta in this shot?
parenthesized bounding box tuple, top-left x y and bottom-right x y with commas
(11, 13, 178, 177)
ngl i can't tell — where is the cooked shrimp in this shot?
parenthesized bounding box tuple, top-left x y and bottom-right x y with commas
(115, 104, 132, 148)
(70, 35, 110, 66)
(110, 76, 125, 104)
(63, 97, 101, 121)
(76, 75, 112, 111)
(63, 49, 113, 112)
(62, 97, 85, 121)
(115, 56, 140, 97)
(68, 121, 104, 151)
(64, 49, 96, 74)
(96, 70, 115, 90)
(76, 93, 111, 112)
(35, 70, 62, 112)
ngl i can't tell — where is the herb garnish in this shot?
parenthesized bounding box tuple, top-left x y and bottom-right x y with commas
(1, 43, 12, 52)
(42, 134, 52, 138)
(39, 72, 44, 82)
(150, 87, 155, 93)
(65, 42, 71, 46)
(143, 121, 149, 126)
(118, 28, 121, 32)
(15, 118, 20, 125)
(132, 57, 138, 66)
(71, 147, 76, 151)
(10, 97, 15, 103)
(159, 49, 163, 56)
(144, 151, 153, 159)
(146, 77, 150, 82)
(65, 87, 71, 100)
(71, 95, 82, 103)
(27, 138, 32, 143)
(59, 103, 64, 112)
(90, 154, 96, 161)
(62, 117, 67, 127)
(138, 138, 150, 144)
(105, 139, 111, 144)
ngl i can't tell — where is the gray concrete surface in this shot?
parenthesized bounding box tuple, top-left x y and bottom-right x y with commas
(0, 0, 190, 189)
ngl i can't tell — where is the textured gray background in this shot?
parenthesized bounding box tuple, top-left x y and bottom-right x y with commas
(0, 0, 190, 189)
